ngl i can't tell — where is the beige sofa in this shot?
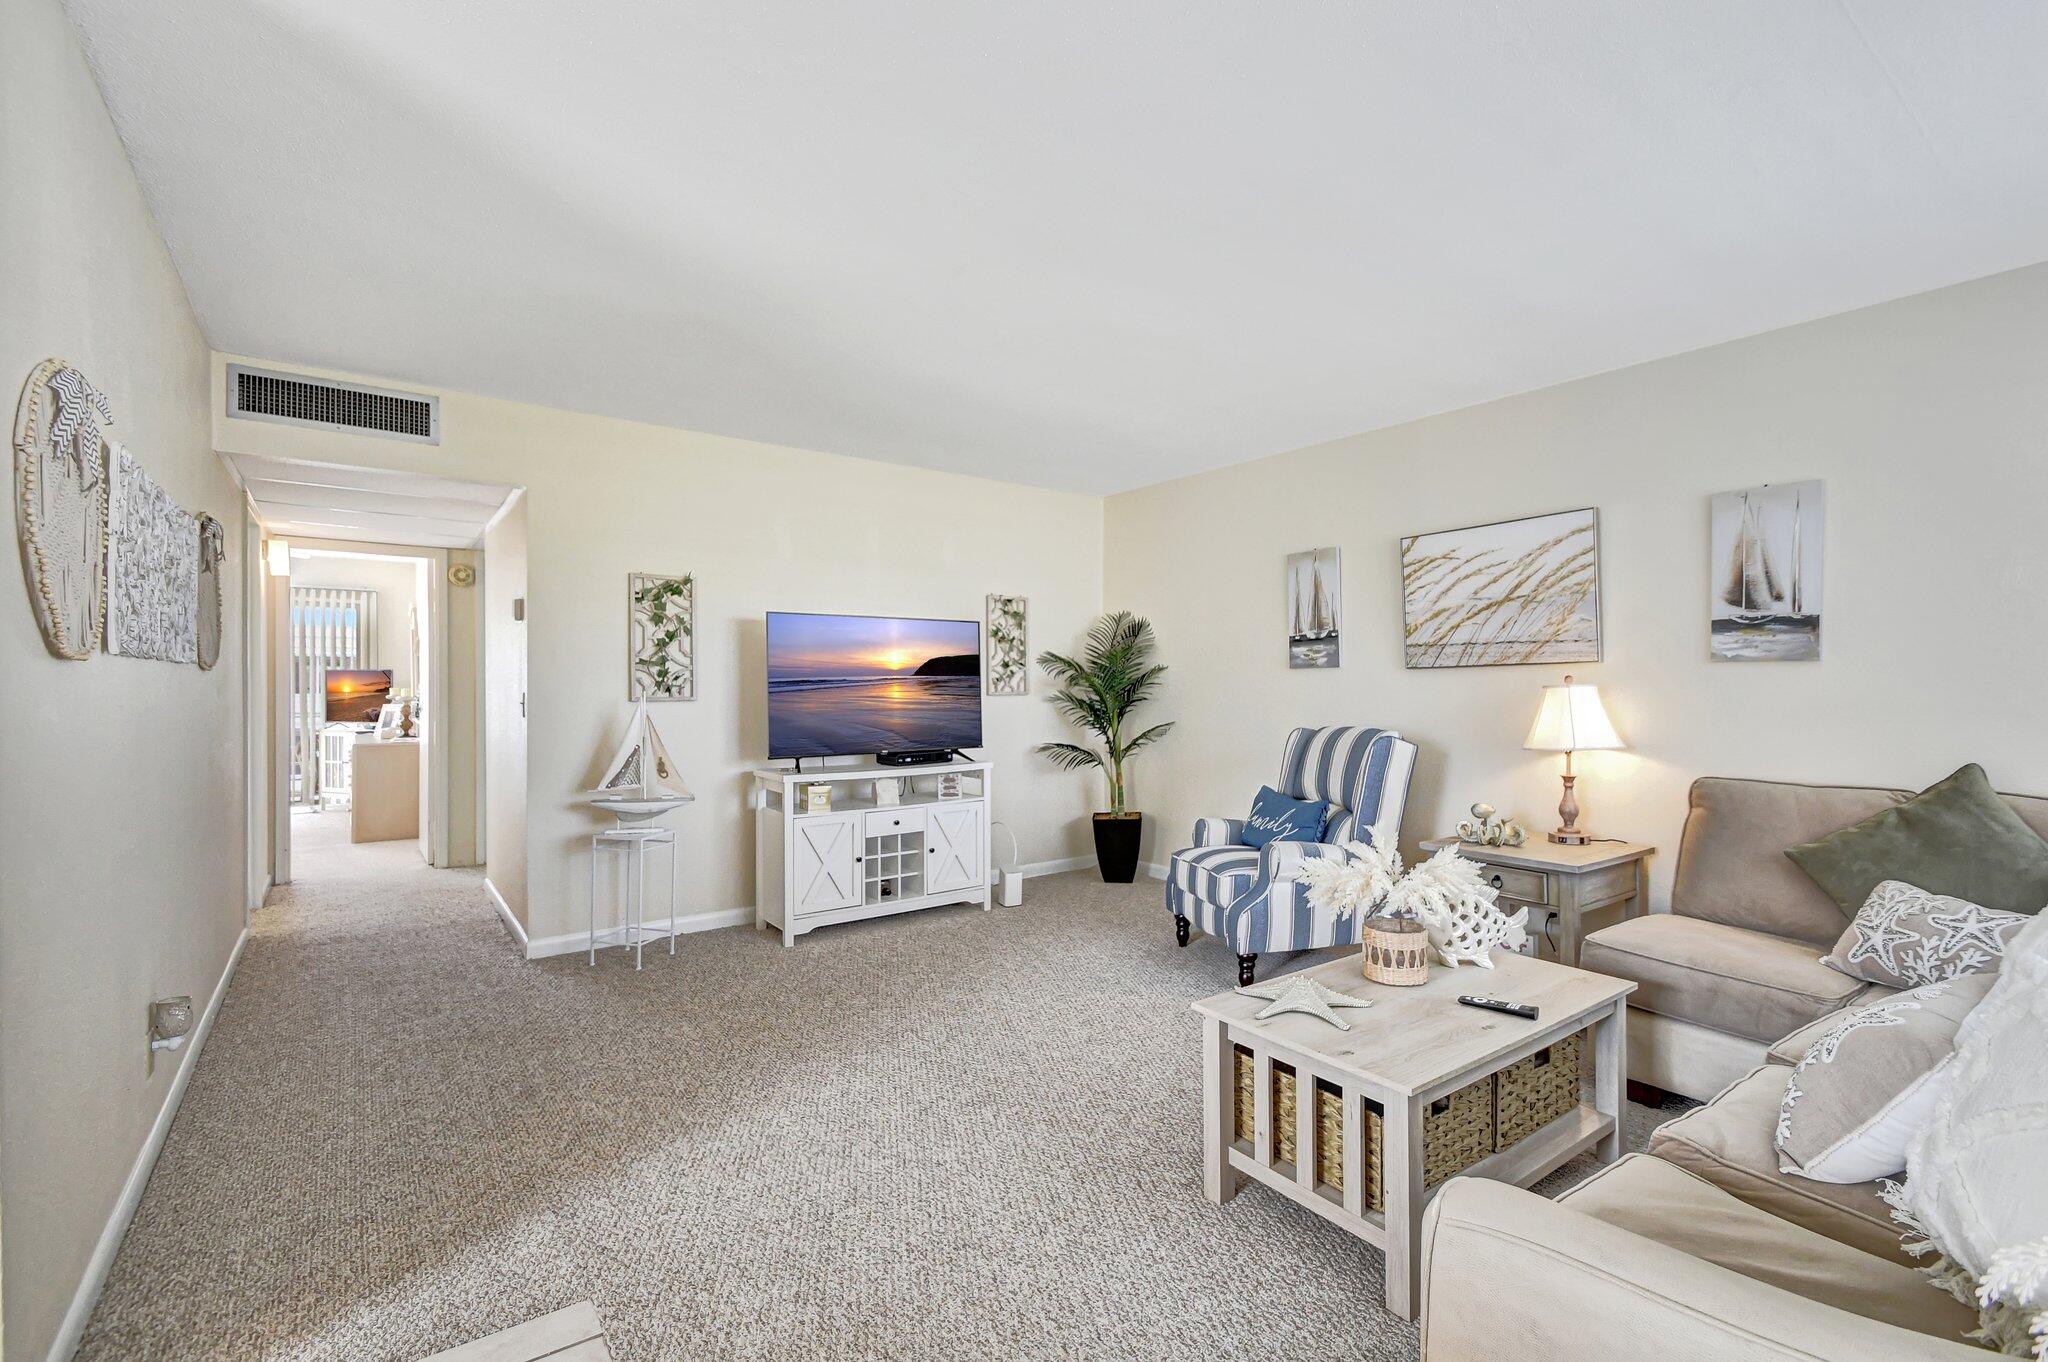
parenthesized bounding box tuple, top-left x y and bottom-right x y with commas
(1578, 776, 2048, 1100)
(1417, 773, 2048, 1359)
(1419, 985, 1987, 1357)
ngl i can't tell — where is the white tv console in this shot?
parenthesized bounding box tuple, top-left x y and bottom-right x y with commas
(751, 759, 991, 945)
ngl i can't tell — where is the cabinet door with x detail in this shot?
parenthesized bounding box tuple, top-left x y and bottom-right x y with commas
(792, 813, 862, 914)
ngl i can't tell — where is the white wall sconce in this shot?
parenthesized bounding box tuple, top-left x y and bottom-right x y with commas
(265, 538, 292, 576)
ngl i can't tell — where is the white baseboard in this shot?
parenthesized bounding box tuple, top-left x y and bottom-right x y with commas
(1002, 855, 1094, 879)
(485, 877, 528, 950)
(50, 926, 249, 1362)
(524, 906, 754, 960)
(1141, 860, 1170, 880)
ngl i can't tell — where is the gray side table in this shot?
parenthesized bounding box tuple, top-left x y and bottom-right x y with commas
(1418, 835, 1654, 968)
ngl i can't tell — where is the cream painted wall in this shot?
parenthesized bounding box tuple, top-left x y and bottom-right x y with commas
(0, 1, 247, 1357)
(1106, 263, 2048, 911)
(484, 495, 530, 927)
(212, 360, 1106, 947)
(291, 551, 422, 689)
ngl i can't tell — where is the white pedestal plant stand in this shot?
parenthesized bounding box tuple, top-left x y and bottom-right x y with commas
(589, 826, 677, 969)
(587, 792, 691, 969)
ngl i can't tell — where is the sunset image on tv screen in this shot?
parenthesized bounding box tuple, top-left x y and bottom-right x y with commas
(325, 668, 393, 723)
(766, 614, 980, 757)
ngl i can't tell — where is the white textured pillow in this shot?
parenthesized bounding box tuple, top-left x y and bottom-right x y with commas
(1775, 976, 1990, 1184)
(1892, 910, 2048, 1355)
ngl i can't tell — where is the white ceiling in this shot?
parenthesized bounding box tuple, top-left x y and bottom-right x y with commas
(227, 451, 513, 549)
(71, 2, 2048, 494)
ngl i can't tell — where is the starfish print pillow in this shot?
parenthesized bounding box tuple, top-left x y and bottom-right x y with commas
(1821, 880, 2030, 989)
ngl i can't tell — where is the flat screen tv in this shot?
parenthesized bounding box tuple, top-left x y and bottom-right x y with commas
(326, 668, 394, 723)
(766, 612, 982, 759)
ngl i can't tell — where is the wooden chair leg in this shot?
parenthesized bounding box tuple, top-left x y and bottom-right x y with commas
(1238, 954, 1257, 987)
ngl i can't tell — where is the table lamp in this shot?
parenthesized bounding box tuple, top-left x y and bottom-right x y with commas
(1523, 674, 1624, 845)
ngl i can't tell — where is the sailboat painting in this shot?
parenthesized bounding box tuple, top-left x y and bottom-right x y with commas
(1286, 548, 1341, 668)
(1710, 481, 1823, 661)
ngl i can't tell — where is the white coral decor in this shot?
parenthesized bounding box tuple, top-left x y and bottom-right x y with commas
(1291, 843, 1528, 968)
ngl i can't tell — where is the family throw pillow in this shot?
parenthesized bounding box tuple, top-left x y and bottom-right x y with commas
(1775, 973, 1993, 1184)
(1242, 786, 1331, 849)
(1822, 880, 2029, 989)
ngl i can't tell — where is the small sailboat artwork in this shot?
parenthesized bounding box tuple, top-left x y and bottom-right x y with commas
(1710, 481, 1822, 661)
(589, 700, 694, 823)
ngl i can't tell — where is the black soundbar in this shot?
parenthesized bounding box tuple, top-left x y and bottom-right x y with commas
(874, 749, 958, 767)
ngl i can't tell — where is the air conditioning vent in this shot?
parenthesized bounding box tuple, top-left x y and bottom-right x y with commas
(227, 365, 439, 444)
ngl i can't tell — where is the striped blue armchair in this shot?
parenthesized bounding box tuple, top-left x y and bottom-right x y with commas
(1168, 726, 1418, 985)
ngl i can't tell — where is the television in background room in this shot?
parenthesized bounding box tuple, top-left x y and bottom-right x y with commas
(325, 668, 394, 723)
(766, 612, 982, 761)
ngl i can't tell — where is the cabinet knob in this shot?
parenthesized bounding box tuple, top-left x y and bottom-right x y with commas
(1489, 874, 1504, 889)
(856, 855, 864, 863)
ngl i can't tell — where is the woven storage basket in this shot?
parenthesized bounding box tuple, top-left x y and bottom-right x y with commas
(1495, 1031, 1583, 1146)
(1233, 1047, 1490, 1209)
(1233, 1051, 1354, 1191)
(1411, 1081, 1496, 1183)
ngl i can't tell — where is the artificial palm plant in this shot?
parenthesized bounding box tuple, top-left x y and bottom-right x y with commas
(1037, 612, 1172, 880)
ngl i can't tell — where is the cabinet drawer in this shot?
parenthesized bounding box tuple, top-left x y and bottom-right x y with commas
(1480, 864, 1550, 904)
(864, 806, 926, 838)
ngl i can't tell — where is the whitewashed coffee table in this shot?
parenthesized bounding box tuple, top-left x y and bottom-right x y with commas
(1192, 951, 1633, 1320)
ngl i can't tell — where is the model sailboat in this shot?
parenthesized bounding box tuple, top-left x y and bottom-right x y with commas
(589, 701, 694, 823)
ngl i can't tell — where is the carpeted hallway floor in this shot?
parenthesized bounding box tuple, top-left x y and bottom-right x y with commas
(77, 816, 1685, 1361)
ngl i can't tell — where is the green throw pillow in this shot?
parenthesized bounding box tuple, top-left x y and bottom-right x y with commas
(1786, 764, 2048, 919)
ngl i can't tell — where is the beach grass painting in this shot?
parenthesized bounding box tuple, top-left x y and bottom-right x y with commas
(1710, 481, 1822, 661)
(1400, 508, 1601, 669)
(629, 572, 694, 700)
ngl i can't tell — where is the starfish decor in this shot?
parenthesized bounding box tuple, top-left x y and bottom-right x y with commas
(1236, 975, 1375, 1030)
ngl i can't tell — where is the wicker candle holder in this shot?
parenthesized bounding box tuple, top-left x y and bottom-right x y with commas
(1361, 915, 1430, 986)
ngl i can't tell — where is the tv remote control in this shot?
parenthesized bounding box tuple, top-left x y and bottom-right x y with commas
(1458, 995, 1538, 1020)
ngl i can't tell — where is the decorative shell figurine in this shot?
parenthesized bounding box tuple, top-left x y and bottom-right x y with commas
(1292, 842, 1530, 969)
(1456, 802, 1528, 848)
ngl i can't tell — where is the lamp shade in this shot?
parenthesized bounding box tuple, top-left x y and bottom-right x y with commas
(1523, 675, 1624, 753)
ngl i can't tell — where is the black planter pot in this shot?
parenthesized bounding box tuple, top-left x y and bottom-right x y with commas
(1093, 813, 1143, 883)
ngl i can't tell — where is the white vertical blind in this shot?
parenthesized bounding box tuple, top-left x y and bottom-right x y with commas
(290, 587, 378, 804)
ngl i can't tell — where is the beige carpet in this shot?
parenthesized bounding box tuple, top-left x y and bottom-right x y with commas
(78, 818, 1685, 1361)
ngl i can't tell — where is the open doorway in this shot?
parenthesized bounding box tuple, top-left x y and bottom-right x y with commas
(288, 546, 435, 868)
(230, 452, 515, 895)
